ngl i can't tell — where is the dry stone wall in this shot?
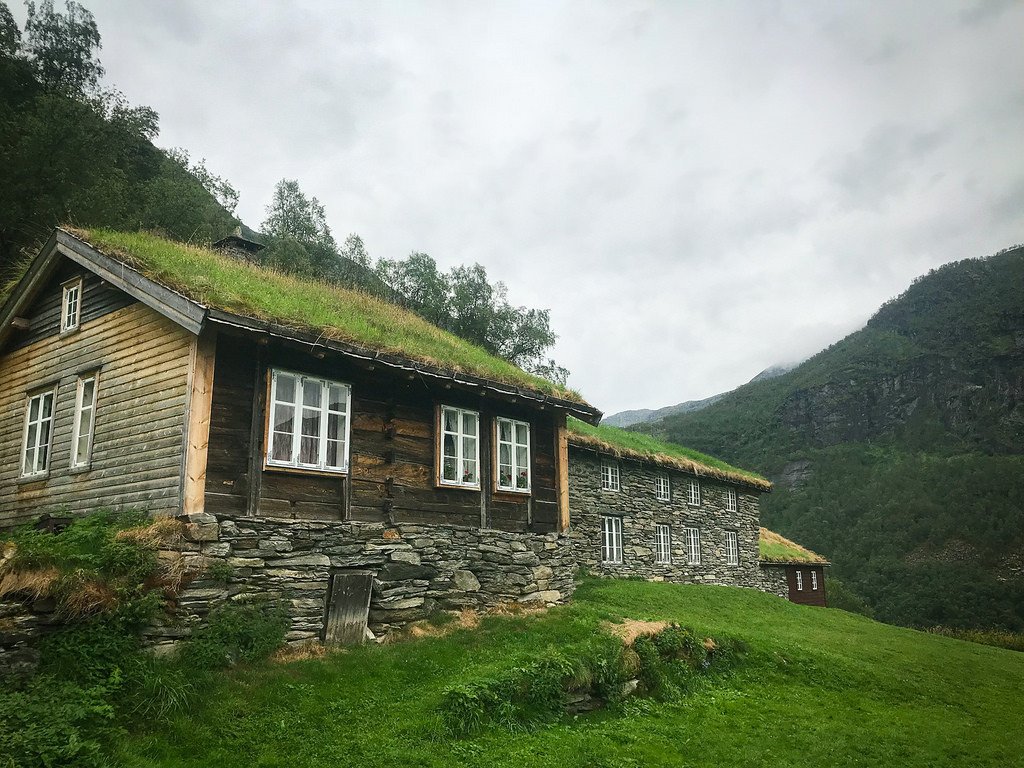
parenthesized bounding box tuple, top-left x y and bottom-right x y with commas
(755, 563, 790, 599)
(145, 513, 577, 649)
(569, 448, 763, 588)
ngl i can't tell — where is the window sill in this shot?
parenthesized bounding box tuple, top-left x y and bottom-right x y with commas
(601, 487, 621, 493)
(69, 464, 92, 475)
(59, 327, 81, 339)
(436, 481, 481, 492)
(263, 463, 348, 478)
(17, 473, 50, 485)
(494, 487, 531, 498)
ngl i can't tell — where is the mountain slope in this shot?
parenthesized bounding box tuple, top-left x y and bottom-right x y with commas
(644, 245, 1024, 629)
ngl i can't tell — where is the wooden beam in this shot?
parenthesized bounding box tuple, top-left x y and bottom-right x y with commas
(182, 330, 217, 516)
(10, 317, 30, 330)
(246, 348, 266, 516)
(555, 413, 570, 532)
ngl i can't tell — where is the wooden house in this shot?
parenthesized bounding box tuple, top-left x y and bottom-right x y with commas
(758, 527, 829, 606)
(0, 228, 601, 642)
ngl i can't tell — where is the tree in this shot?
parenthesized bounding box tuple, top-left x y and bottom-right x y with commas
(22, 0, 102, 94)
(261, 179, 336, 251)
(0, 1, 20, 57)
(339, 233, 370, 268)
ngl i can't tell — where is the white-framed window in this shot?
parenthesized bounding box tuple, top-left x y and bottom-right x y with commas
(496, 417, 530, 492)
(685, 527, 701, 565)
(21, 388, 56, 477)
(687, 479, 701, 506)
(796, 570, 804, 591)
(656, 473, 671, 502)
(726, 487, 737, 513)
(61, 277, 82, 333)
(70, 373, 98, 469)
(655, 524, 672, 564)
(439, 405, 480, 487)
(267, 369, 351, 473)
(601, 515, 623, 564)
(726, 531, 739, 566)
(601, 460, 620, 491)
(811, 570, 818, 591)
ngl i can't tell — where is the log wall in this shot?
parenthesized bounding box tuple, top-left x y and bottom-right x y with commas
(204, 335, 561, 533)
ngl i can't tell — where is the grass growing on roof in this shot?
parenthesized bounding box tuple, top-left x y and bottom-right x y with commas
(568, 416, 770, 489)
(70, 228, 583, 402)
(759, 527, 828, 564)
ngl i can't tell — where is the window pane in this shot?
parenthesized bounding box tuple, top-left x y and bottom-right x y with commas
(326, 439, 342, 468)
(443, 456, 458, 481)
(276, 373, 295, 403)
(26, 423, 37, 452)
(273, 403, 294, 435)
(516, 469, 529, 489)
(443, 433, 456, 460)
(515, 423, 528, 445)
(499, 443, 511, 466)
(462, 412, 477, 435)
(299, 436, 318, 464)
(462, 459, 477, 484)
(499, 420, 511, 442)
(462, 435, 476, 461)
(272, 432, 292, 462)
(41, 394, 53, 419)
(443, 408, 458, 432)
(82, 379, 95, 406)
(516, 445, 528, 472)
(29, 397, 40, 422)
(76, 432, 90, 464)
(328, 384, 347, 412)
(302, 379, 322, 407)
(327, 412, 341, 440)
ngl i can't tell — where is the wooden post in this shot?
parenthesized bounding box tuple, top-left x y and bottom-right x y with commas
(555, 413, 570, 532)
(246, 348, 266, 516)
(182, 330, 217, 516)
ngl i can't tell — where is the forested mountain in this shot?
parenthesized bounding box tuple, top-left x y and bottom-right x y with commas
(641, 245, 1024, 629)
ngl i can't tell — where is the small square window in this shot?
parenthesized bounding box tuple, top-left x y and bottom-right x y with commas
(267, 369, 351, 474)
(438, 405, 480, 487)
(726, 487, 737, 513)
(656, 473, 670, 502)
(655, 524, 671, 564)
(496, 417, 531, 492)
(685, 527, 701, 565)
(811, 570, 818, 591)
(796, 570, 804, 591)
(687, 479, 701, 506)
(726, 531, 739, 566)
(61, 278, 83, 333)
(601, 461, 620, 491)
(601, 516, 623, 563)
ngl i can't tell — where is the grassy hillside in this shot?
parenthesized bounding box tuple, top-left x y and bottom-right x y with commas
(644, 245, 1024, 629)
(117, 580, 1024, 768)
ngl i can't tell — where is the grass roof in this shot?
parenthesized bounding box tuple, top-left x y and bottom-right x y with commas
(759, 528, 828, 564)
(566, 417, 772, 491)
(59, 228, 586, 403)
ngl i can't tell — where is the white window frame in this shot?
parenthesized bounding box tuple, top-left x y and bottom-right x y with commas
(655, 524, 672, 564)
(601, 460, 620, 491)
(495, 417, 531, 493)
(726, 487, 738, 513)
(601, 515, 623, 564)
(685, 527, 701, 565)
(70, 372, 99, 469)
(726, 531, 739, 566)
(266, 369, 351, 474)
(796, 570, 804, 591)
(656, 473, 671, 502)
(438, 405, 481, 488)
(811, 570, 818, 591)
(61, 277, 83, 334)
(21, 387, 57, 478)
(687, 479, 701, 506)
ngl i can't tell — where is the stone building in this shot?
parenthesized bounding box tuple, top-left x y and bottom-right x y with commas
(567, 420, 772, 589)
(757, 528, 829, 606)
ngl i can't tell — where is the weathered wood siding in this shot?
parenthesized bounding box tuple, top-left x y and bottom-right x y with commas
(0, 297, 193, 528)
(786, 565, 827, 606)
(204, 335, 561, 532)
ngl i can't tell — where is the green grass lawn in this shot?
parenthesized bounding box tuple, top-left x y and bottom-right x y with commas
(119, 579, 1024, 768)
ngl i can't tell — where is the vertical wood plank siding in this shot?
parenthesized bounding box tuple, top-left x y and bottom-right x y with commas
(786, 566, 828, 606)
(0, 301, 193, 528)
(204, 334, 563, 531)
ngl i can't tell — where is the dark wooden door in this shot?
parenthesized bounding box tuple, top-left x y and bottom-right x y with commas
(324, 570, 374, 645)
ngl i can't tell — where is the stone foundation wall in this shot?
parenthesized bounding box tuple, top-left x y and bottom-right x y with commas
(145, 513, 577, 649)
(569, 448, 763, 588)
(0, 598, 58, 674)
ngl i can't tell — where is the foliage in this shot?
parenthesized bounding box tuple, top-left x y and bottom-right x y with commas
(645, 245, 1024, 630)
(113, 579, 1024, 767)
(926, 627, 1024, 653)
(179, 601, 289, 670)
(22, 0, 103, 94)
(75, 228, 585, 401)
(825, 578, 874, 618)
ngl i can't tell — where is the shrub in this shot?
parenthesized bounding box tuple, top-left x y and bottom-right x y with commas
(180, 601, 289, 670)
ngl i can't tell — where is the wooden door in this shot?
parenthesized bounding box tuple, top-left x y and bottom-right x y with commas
(324, 570, 374, 645)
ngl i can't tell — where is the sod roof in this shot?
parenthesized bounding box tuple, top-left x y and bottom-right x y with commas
(17, 228, 595, 412)
(758, 528, 828, 564)
(566, 417, 772, 491)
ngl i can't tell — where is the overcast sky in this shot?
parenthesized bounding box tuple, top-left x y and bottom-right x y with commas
(16, 1, 1023, 415)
